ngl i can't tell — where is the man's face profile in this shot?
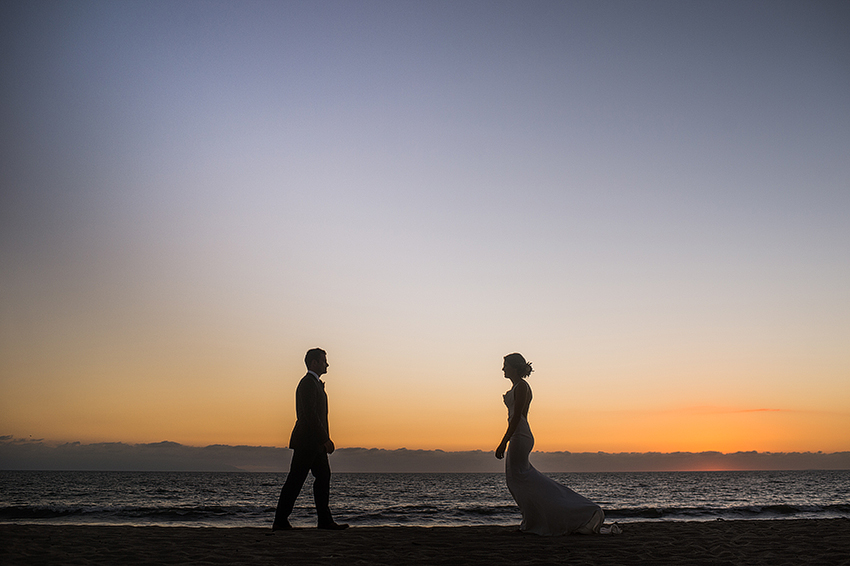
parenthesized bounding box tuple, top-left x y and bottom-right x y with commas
(311, 354, 329, 376)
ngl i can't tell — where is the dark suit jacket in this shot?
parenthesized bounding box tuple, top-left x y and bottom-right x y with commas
(288, 373, 330, 452)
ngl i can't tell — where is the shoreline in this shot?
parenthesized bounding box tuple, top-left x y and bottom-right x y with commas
(3, 519, 849, 565)
(1, 515, 846, 528)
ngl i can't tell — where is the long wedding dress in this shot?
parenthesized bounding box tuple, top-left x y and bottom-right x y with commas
(504, 383, 609, 536)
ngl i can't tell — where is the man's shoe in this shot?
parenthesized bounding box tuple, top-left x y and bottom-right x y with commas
(272, 519, 293, 531)
(317, 521, 349, 530)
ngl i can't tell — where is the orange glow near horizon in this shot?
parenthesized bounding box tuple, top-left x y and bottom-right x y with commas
(3, 353, 848, 455)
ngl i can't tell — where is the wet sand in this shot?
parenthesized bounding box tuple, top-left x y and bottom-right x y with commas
(2, 519, 849, 565)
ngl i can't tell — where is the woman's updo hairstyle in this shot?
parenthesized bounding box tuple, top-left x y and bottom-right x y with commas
(504, 353, 533, 378)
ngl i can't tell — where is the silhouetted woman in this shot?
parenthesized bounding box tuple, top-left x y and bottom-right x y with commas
(496, 353, 619, 535)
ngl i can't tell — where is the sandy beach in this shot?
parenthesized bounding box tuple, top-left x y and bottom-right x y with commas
(2, 520, 848, 566)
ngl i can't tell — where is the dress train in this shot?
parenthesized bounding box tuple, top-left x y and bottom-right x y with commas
(504, 384, 619, 536)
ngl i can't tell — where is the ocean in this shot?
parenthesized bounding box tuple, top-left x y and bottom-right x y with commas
(1, 470, 848, 528)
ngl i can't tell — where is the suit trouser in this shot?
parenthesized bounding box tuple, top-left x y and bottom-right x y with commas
(274, 448, 332, 525)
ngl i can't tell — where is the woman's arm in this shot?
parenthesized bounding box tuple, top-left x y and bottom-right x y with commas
(495, 381, 528, 459)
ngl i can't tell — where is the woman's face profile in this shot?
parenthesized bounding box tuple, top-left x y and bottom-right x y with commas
(503, 360, 519, 379)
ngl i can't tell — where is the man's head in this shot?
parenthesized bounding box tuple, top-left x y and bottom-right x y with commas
(305, 348, 328, 376)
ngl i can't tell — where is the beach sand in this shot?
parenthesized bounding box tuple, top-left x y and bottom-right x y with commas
(2, 520, 849, 566)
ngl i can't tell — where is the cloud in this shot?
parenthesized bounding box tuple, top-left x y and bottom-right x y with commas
(675, 406, 785, 415)
(0, 438, 286, 472)
(2, 437, 849, 472)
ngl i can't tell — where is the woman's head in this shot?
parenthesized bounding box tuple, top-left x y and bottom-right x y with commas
(503, 353, 533, 379)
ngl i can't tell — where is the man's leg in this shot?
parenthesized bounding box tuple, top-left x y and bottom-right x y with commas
(273, 449, 314, 527)
(310, 451, 333, 526)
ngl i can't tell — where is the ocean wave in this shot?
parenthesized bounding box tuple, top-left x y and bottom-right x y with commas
(603, 504, 850, 520)
(3, 470, 849, 527)
(0, 505, 87, 519)
(6, 503, 845, 525)
(0, 504, 268, 522)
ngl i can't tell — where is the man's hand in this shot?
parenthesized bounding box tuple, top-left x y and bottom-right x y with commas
(323, 439, 335, 454)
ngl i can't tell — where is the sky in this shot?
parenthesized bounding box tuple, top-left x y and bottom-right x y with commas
(2, 1, 849, 459)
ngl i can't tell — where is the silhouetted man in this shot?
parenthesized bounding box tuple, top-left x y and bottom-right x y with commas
(273, 348, 348, 530)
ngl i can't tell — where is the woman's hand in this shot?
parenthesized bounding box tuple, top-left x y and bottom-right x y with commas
(495, 440, 507, 459)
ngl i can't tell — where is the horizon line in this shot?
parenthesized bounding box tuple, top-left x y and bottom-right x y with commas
(3, 437, 849, 473)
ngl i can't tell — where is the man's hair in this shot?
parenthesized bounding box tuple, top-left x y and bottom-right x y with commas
(305, 348, 327, 368)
